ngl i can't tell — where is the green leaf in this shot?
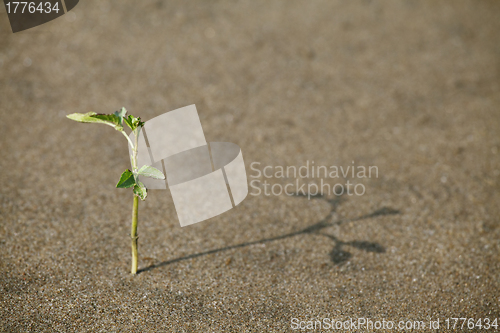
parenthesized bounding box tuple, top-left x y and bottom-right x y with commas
(113, 107, 127, 127)
(133, 181, 147, 200)
(137, 165, 165, 180)
(124, 114, 145, 131)
(116, 169, 135, 188)
(123, 115, 134, 130)
(66, 112, 123, 131)
(90, 114, 122, 130)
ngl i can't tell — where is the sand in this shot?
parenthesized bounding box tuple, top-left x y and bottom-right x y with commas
(1, 0, 499, 331)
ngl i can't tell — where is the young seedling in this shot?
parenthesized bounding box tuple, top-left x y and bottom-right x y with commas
(67, 108, 165, 274)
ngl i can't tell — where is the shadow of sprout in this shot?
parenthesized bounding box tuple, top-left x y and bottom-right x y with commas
(139, 194, 400, 273)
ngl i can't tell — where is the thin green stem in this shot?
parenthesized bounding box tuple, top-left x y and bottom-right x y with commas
(129, 126, 141, 275)
(130, 195, 139, 274)
(121, 130, 135, 150)
(132, 128, 139, 171)
(121, 130, 137, 172)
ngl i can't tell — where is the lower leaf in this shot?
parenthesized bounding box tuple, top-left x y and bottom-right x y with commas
(133, 181, 147, 200)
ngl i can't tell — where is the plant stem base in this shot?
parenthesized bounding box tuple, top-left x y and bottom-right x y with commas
(131, 195, 139, 274)
(131, 235, 138, 274)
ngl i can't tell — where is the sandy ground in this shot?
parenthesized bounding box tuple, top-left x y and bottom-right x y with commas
(1, 0, 499, 332)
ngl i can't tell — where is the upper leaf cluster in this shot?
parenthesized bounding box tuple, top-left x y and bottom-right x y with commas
(66, 107, 144, 132)
(67, 107, 161, 201)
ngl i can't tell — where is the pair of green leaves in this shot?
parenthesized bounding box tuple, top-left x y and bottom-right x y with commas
(116, 165, 165, 200)
(66, 107, 144, 132)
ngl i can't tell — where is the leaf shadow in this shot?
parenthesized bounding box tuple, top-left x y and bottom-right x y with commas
(138, 194, 400, 273)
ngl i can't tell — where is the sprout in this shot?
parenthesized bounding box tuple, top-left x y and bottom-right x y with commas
(67, 107, 165, 274)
